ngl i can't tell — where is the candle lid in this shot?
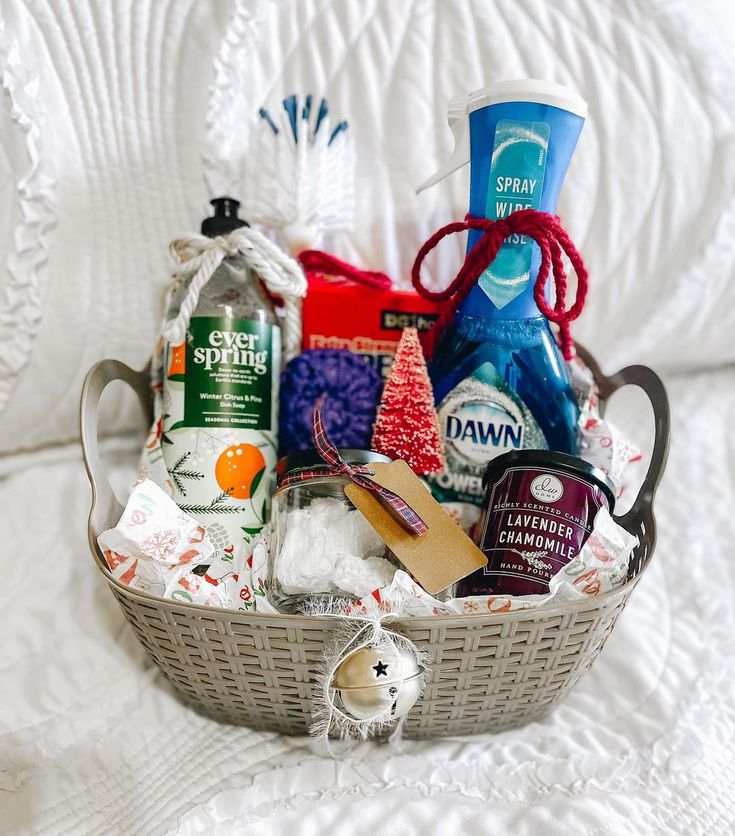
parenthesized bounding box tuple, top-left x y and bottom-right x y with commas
(483, 450, 617, 508)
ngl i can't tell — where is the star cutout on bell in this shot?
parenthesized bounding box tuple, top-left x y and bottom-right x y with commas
(372, 661, 389, 677)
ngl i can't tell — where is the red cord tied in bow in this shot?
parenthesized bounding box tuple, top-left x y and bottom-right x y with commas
(411, 209, 588, 361)
(298, 249, 393, 290)
(279, 398, 429, 537)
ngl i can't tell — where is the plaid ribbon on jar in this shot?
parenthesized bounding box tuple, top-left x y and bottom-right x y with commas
(279, 398, 428, 537)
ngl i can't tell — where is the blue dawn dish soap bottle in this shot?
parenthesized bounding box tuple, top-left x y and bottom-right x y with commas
(417, 80, 587, 527)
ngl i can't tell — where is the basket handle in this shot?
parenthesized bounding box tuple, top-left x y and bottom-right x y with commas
(80, 359, 154, 550)
(575, 346, 670, 568)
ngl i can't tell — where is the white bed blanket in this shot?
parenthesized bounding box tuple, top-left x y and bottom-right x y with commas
(2, 367, 734, 835)
(2, 0, 735, 832)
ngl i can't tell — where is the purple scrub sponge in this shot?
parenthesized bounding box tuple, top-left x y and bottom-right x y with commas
(279, 349, 383, 455)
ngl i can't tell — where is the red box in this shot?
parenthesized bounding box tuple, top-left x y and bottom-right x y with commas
(301, 272, 443, 378)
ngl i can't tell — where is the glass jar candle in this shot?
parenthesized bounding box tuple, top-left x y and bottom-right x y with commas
(458, 450, 616, 597)
(269, 449, 395, 612)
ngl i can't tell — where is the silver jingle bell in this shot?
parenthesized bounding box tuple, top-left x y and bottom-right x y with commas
(332, 645, 422, 721)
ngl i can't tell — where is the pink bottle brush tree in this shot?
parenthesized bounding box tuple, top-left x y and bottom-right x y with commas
(371, 328, 445, 475)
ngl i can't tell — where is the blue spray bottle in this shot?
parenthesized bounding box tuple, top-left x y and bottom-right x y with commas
(417, 80, 587, 526)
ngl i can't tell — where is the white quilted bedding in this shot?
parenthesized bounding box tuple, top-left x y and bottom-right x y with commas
(2, 0, 735, 833)
(3, 368, 735, 834)
(1, 0, 735, 458)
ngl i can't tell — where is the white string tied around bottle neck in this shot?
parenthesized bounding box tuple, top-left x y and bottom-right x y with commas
(163, 227, 307, 360)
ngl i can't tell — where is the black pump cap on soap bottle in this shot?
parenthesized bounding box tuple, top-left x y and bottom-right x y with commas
(201, 197, 249, 237)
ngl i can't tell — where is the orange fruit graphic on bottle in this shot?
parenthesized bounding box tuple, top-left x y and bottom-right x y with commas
(167, 342, 186, 380)
(215, 444, 266, 499)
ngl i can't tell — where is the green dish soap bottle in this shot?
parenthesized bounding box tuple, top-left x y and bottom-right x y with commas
(161, 198, 280, 551)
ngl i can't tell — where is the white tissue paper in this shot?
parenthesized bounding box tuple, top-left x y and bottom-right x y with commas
(339, 507, 639, 618)
(570, 358, 642, 495)
(98, 479, 273, 611)
(275, 497, 396, 598)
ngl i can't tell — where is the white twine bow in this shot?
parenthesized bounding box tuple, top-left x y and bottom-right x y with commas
(163, 227, 307, 360)
(308, 609, 426, 753)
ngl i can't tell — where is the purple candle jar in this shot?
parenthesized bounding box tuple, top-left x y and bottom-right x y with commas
(457, 451, 616, 598)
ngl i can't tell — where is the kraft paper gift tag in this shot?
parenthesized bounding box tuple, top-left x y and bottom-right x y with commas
(344, 460, 487, 594)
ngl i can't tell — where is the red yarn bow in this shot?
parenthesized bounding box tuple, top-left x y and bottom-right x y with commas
(411, 209, 588, 360)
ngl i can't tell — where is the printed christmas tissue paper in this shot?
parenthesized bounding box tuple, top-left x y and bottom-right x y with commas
(98, 479, 274, 611)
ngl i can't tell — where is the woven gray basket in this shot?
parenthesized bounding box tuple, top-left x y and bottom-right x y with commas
(81, 347, 669, 738)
